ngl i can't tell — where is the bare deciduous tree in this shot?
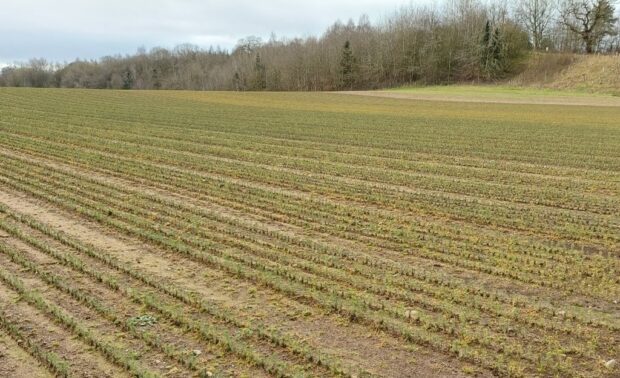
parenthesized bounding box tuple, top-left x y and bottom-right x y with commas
(0, 0, 533, 90)
(560, 0, 618, 53)
(514, 0, 556, 49)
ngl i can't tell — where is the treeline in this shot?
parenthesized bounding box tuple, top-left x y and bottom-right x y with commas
(1, 0, 618, 91)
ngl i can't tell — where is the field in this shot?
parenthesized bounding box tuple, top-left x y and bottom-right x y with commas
(0, 87, 618, 377)
(350, 85, 620, 107)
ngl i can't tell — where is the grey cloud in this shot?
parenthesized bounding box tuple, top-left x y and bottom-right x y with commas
(0, 0, 415, 63)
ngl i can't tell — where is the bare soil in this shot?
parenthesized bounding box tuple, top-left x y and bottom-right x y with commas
(0, 187, 481, 377)
(0, 330, 51, 378)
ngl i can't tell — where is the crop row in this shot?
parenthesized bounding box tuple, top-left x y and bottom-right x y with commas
(1, 88, 618, 377)
(1, 118, 618, 215)
(2, 91, 620, 179)
(0, 204, 360, 377)
(2, 125, 619, 239)
(2, 91, 619, 172)
(0, 309, 71, 377)
(0, 156, 613, 376)
(1, 141, 617, 302)
(3, 153, 616, 329)
(0, 259, 159, 377)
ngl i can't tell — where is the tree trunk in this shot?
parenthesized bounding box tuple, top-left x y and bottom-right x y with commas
(585, 35, 594, 54)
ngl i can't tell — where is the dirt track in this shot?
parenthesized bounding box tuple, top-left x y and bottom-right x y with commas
(342, 90, 620, 107)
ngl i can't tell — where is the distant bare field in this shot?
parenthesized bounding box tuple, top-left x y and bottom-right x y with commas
(345, 87, 620, 107)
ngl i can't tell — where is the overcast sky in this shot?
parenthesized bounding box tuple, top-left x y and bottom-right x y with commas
(0, 0, 423, 66)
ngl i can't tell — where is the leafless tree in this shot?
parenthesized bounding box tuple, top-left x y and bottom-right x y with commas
(560, 0, 618, 53)
(514, 0, 556, 49)
(0, 0, 532, 90)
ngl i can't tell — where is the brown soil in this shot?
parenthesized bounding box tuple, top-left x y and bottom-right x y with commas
(0, 330, 51, 378)
(0, 187, 481, 378)
(0, 277, 129, 377)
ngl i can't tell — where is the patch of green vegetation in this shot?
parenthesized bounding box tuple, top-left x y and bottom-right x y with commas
(127, 315, 158, 328)
(386, 84, 612, 98)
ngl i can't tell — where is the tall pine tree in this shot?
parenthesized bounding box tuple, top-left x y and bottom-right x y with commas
(122, 68, 134, 90)
(339, 41, 355, 90)
(480, 21, 505, 80)
(252, 53, 267, 90)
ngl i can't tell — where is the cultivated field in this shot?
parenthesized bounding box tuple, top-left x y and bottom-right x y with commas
(0, 88, 618, 377)
(350, 85, 620, 107)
